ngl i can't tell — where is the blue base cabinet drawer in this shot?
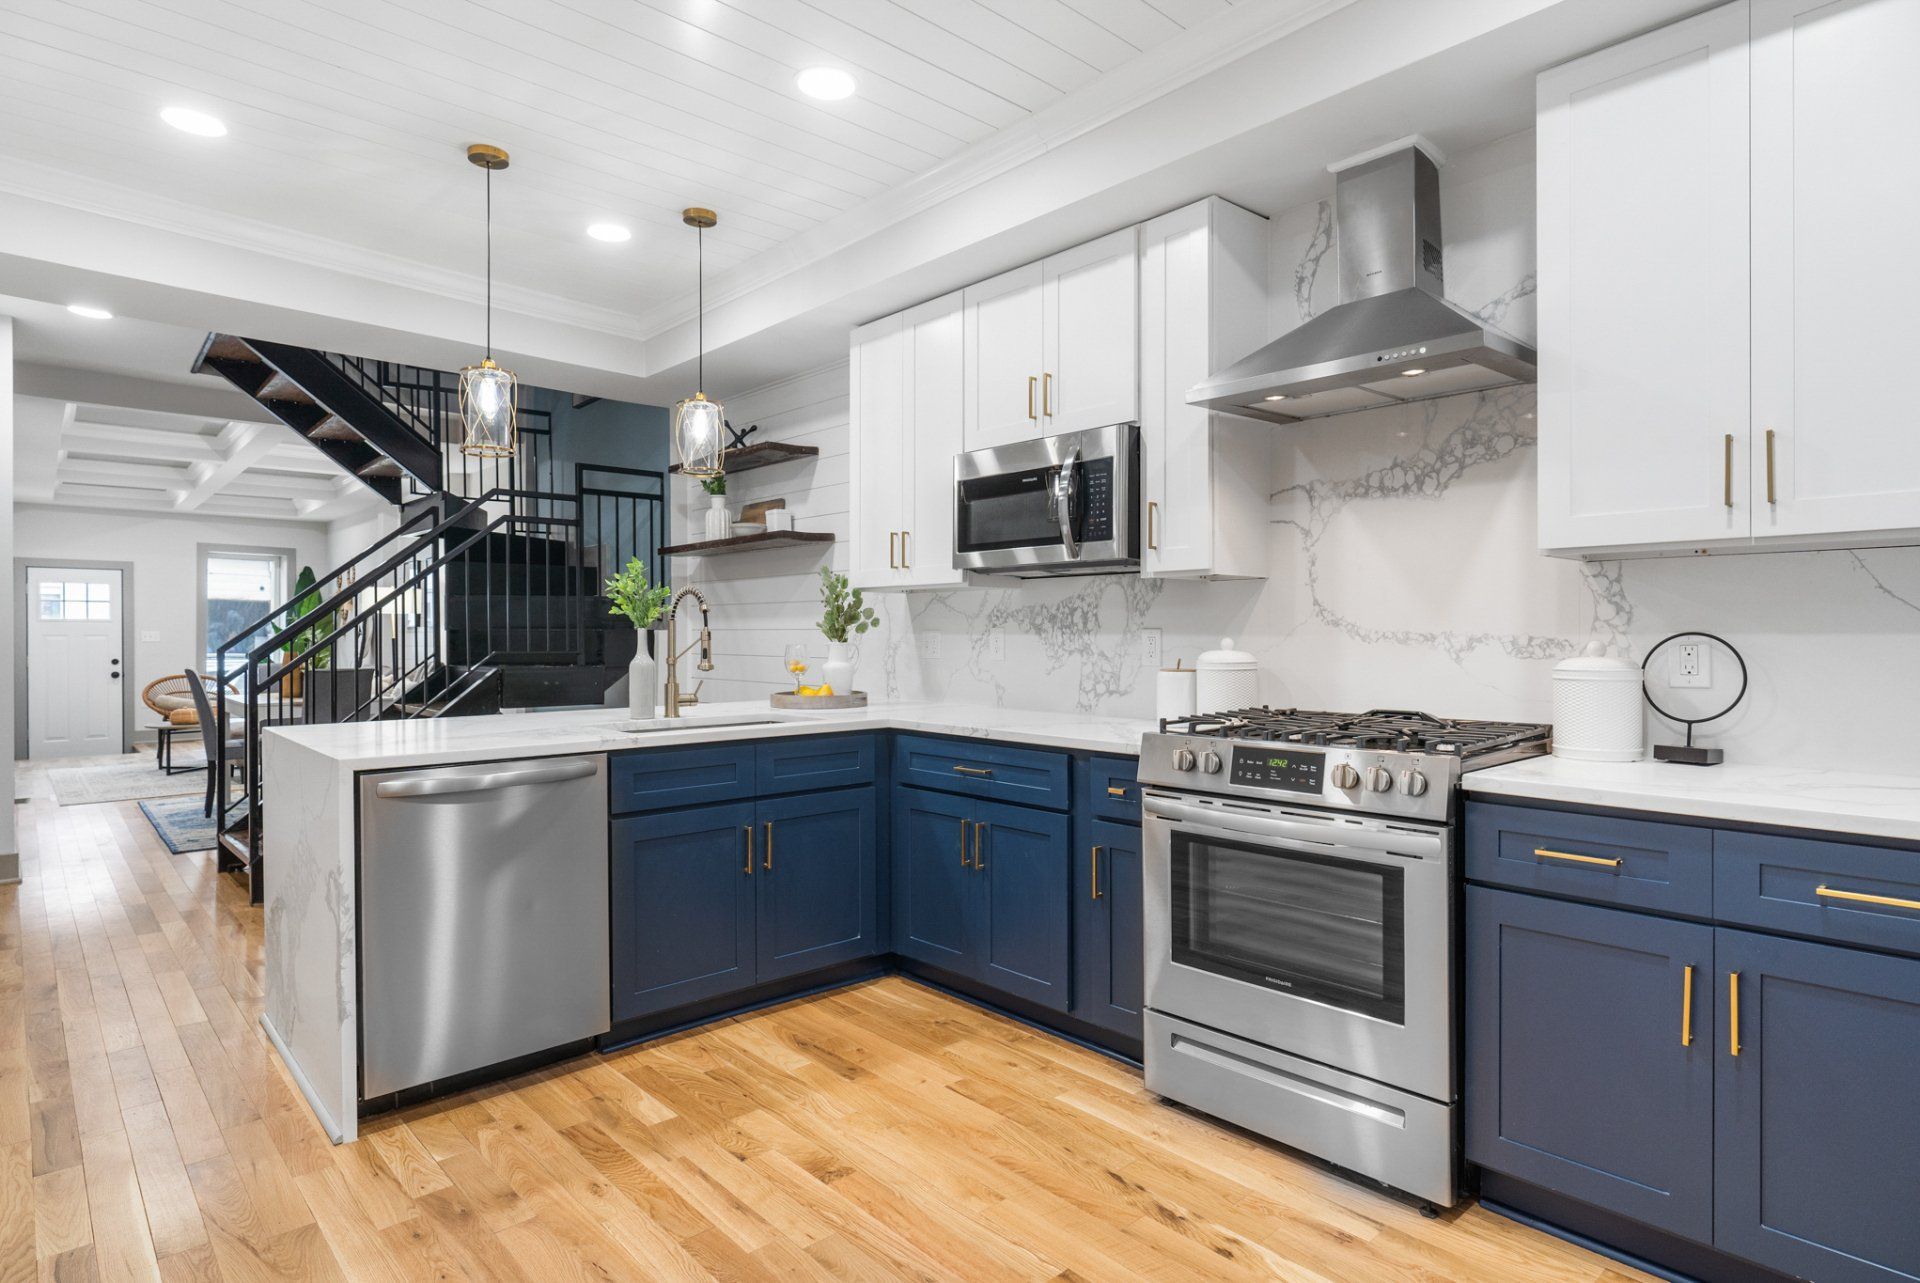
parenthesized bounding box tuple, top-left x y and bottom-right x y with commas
(1086, 756, 1141, 822)
(611, 744, 755, 815)
(1466, 801, 1713, 917)
(893, 735, 1069, 810)
(1715, 830, 1920, 958)
(756, 735, 876, 796)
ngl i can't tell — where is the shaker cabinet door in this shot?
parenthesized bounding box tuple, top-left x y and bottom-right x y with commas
(754, 788, 879, 983)
(1073, 817, 1144, 1041)
(849, 313, 906, 590)
(963, 263, 1044, 452)
(1465, 887, 1716, 1242)
(610, 803, 758, 1022)
(974, 799, 1072, 1013)
(1041, 226, 1139, 435)
(899, 291, 968, 588)
(891, 786, 980, 974)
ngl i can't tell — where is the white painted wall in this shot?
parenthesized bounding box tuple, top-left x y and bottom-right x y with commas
(1, 317, 17, 874)
(14, 505, 331, 746)
(681, 130, 1920, 769)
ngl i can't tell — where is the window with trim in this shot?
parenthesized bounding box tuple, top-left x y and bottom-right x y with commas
(204, 552, 285, 675)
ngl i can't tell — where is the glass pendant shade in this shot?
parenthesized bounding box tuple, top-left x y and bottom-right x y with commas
(672, 391, 725, 477)
(459, 358, 518, 458)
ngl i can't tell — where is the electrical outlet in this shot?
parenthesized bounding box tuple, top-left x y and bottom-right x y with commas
(1671, 641, 1711, 688)
(139, 629, 161, 644)
(988, 629, 1005, 662)
(1140, 627, 1163, 670)
(920, 633, 942, 660)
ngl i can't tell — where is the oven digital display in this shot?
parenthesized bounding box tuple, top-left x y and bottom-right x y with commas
(1229, 747, 1324, 793)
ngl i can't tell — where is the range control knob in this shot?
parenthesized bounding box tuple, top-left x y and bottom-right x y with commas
(1400, 768, 1430, 797)
(1200, 750, 1223, 774)
(1329, 763, 1361, 790)
(1172, 748, 1197, 772)
(1365, 765, 1394, 793)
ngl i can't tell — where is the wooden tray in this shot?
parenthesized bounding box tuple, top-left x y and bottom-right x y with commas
(769, 690, 868, 710)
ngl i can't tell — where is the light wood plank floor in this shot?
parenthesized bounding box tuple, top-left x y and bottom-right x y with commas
(1, 784, 1654, 1282)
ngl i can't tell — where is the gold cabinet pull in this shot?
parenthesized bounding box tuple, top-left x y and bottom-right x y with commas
(1147, 500, 1158, 551)
(974, 821, 987, 871)
(1042, 372, 1053, 418)
(1091, 845, 1103, 900)
(889, 531, 898, 570)
(1816, 884, 1920, 912)
(1106, 786, 1128, 798)
(1027, 376, 1037, 421)
(1681, 964, 1695, 1047)
(952, 764, 993, 777)
(1728, 971, 1741, 1057)
(1765, 428, 1777, 506)
(959, 819, 971, 868)
(763, 820, 774, 871)
(901, 530, 910, 569)
(1723, 433, 1734, 509)
(1533, 847, 1623, 869)
(743, 824, 754, 875)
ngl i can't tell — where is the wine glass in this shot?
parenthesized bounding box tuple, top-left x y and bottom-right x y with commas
(783, 644, 809, 693)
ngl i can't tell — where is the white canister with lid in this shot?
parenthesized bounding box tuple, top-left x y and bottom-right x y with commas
(1551, 641, 1645, 761)
(1156, 662, 1197, 723)
(1195, 638, 1259, 712)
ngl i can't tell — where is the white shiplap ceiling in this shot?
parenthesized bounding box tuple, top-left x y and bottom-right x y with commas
(0, 0, 1246, 317)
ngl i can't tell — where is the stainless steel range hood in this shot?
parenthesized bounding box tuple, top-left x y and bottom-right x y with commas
(1187, 141, 1535, 424)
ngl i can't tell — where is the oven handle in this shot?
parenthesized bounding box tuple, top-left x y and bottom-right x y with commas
(1143, 795, 1445, 864)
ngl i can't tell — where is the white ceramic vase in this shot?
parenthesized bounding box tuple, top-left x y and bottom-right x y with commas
(704, 495, 730, 541)
(627, 643, 658, 718)
(822, 640, 855, 696)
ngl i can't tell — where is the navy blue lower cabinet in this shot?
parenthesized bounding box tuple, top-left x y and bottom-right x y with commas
(754, 788, 878, 984)
(1466, 886, 1715, 1242)
(1072, 817, 1143, 1039)
(892, 787, 979, 973)
(1714, 928, 1920, 1283)
(974, 798, 1072, 1012)
(611, 803, 757, 1022)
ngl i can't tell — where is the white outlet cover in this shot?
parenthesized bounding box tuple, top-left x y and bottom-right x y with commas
(988, 629, 1005, 662)
(921, 633, 942, 659)
(1670, 642, 1711, 688)
(1140, 627, 1163, 670)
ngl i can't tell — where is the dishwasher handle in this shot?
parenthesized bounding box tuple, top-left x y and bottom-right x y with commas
(373, 758, 599, 799)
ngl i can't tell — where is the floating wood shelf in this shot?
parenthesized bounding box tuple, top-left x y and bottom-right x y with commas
(669, 441, 820, 475)
(660, 530, 835, 557)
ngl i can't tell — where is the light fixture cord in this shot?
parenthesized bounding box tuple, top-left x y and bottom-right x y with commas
(696, 222, 704, 393)
(485, 164, 493, 359)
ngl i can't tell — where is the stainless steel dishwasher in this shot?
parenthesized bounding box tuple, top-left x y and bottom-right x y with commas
(358, 754, 609, 1098)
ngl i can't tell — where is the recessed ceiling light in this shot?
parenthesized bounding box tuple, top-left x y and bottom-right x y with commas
(587, 222, 632, 243)
(1263, 394, 1288, 402)
(1400, 367, 1426, 377)
(796, 67, 856, 101)
(161, 105, 227, 137)
(66, 304, 113, 320)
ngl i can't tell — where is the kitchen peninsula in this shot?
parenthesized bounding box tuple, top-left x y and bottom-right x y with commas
(260, 701, 1152, 1143)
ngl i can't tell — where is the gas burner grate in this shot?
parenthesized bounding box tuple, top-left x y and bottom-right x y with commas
(1158, 706, 1550, 759)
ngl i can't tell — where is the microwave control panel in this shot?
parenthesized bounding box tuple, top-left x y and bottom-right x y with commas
(1080, 460, 1113, 540)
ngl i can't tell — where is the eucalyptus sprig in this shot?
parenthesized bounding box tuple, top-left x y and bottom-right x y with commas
(605, 559, 671, 630)
(699, 473, 727, 497)
(817, 567, 879, 643)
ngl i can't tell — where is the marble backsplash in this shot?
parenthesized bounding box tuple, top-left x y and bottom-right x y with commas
(680, 130, 1920, 769)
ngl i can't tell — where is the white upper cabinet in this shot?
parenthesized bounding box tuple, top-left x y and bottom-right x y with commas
(1041, 227, 1140, 435)
(964, 229, 1140, 451)
(1138, 198, 1270, 580)
(849, 292, 967, 592)
(1539, 0, 1920, 556)
(1536, 1, 1752, 555)
(1749, 0, 1920, 542)
(962, 263, 1044, 452)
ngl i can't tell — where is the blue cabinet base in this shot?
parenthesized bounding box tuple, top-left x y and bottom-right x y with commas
(894, 956, 1143, 1064)
(1479, 1172, 1800, 1283)
(600, 958, 889, 1051)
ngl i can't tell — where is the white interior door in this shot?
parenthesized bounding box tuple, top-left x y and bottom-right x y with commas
(28, 567, 125, 759)
(1750, 0, 1920, 539)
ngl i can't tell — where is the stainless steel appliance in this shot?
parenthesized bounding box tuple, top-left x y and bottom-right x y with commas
(953, 422, 1139, 576)
(358, 754, 610, 1098)
(1186, 140, 1537, 423)
(1139, 708, 1550, 1207)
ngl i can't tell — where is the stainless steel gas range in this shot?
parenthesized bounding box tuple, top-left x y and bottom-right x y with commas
(1138, 708, 1550, 1208)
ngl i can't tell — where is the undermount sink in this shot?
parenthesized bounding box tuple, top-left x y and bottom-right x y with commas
(611, 711, 807, 734)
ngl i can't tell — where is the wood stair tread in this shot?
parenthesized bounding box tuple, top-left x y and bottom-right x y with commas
(256, 372, 317, 404)
(307, 414, 364, 442)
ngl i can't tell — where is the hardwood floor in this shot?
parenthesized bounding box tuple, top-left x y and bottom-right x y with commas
(0, 784, 1653, 1282)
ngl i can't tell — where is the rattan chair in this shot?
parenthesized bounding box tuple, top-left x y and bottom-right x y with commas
(142, 674, 208, 726)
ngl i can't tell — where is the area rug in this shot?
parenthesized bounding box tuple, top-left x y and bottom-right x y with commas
(138, 796, 217, 854)
(46, 752, 204, 806)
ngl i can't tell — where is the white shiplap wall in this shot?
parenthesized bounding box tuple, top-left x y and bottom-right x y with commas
(667, 363, 855, 703)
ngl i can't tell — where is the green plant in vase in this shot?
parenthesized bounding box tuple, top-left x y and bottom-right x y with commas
(816, 567, 878, 697)
(605, 559, 671, 717)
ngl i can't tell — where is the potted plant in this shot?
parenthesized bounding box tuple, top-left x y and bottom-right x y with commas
(815, 567, 878, 697)
(605, 558, 672, 717)
(700, 472, 731, 541)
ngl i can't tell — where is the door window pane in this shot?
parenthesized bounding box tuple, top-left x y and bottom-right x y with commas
(1170, 831, 1406, 1023)
(37, 581, 114, 621)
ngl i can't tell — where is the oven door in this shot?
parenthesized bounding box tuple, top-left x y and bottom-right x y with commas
(1143, 792, 1454, 1102)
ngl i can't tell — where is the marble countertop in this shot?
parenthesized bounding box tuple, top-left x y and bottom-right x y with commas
(263, 699, 1153, 770)
(1468, 756, 1920, 844)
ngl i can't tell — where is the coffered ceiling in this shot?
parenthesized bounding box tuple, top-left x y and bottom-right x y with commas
(0, 0, 1247, 317)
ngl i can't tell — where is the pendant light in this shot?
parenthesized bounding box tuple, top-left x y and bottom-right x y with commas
(672, 207, 725, 478)
(459, 143, 518, 459)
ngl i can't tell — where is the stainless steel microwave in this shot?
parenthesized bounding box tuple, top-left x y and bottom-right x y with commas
(952, 423, 1140, 576)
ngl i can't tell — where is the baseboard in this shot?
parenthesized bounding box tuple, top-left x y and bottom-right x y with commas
(0, 850, 18, 884)
(261, 1012, 349, 1144)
